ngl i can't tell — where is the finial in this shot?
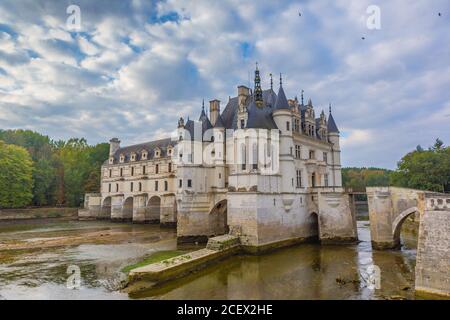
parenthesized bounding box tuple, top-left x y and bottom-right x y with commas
(256, 61, 258, 70)
(270, 73, 273, 90)
(202, 99, 205, 111)
(301, 90, 304, 105)
(279, 73, 282, 86)
(329, 103, 332, 113)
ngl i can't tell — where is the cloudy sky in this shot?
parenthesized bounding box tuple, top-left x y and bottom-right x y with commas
(0, 0, 449, 168)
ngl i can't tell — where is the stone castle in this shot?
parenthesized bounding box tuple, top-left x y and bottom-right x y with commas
(82, 65, 358, 250)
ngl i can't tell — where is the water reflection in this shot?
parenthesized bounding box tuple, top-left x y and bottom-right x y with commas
(0, 220, 420, 300)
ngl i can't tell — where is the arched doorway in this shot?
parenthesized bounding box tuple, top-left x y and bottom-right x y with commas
(392, 207, 419, 249)
(309, 212, 320, 242)
(100, 197, 111, 220)
(147, 196, 161, 222)
(122, 197, 133, 220)
(210, 200, 228, 236)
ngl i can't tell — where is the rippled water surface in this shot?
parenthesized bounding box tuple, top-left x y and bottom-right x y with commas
(0, 219, 421, 300)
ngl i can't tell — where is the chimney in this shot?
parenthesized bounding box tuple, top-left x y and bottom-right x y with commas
(238, 85, 250, 107)
(109, 138, 120, 156)
(209, 99, 220, 126)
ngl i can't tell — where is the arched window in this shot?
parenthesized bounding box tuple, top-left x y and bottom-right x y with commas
(116, 184, 119, 192)
(168, 162, 172, 172)
(164, 180, 168, 191)
(155, 164, 159, 174)
(139, 182, 142, 192)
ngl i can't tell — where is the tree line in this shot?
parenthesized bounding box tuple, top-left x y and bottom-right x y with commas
(0, 129, 109, 208)
(342, 138, 450, 193)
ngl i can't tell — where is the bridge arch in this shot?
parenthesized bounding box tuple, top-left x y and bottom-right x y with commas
(210, 199, 228, 236)
(122, 196, 134, 220)
(309, 212, 320, 241)
(147, 195, 161, 222)
(100, 196, 112, 219)
(392, 206, 419, 248)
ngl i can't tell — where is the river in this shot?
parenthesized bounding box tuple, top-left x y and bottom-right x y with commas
(0, 218, 420, 300)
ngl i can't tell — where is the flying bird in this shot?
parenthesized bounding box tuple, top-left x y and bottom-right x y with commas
(298, 12, 302, 17)
(361, 36, 365, 40)
(438, 12, 442, 16)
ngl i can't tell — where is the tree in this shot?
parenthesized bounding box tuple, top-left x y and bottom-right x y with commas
(390, 139, 450, 192)
(0, 141, 33, 208)
(342, 167, 391, 191)
(0, 129, 56, 205)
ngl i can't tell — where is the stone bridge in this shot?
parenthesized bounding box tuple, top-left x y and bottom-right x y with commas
(367, 187, 450, 297)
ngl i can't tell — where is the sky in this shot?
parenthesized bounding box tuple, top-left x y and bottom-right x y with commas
(0, 0, 449, 169)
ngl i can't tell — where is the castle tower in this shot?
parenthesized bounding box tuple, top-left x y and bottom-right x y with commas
(272, 74, 295, 192)
(209, 99, 220, 126)
(327, 104, 341, 186)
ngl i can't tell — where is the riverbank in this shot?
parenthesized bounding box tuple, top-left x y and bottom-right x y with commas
(0, 207, 78, 221)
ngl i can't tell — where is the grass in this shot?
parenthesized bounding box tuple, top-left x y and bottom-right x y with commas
(121, 250, 186, 274)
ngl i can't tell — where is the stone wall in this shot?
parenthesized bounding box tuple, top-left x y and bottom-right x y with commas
(318, 192, 357, 243)
(415, 194, 450, 297)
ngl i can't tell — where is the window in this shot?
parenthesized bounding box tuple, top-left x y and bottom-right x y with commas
(219, 173, 221, 179)
(108, 184, 111, 192)
(295, 145, 301, 159)
(290, 147, 293, 155)
(324, 174, 329, 187)
(109, 169, 112, 177)
(179, 179, 182, 188)
(187, 179, 192, 188)
(286, 121, 290, 131)
(119, 154, 125, 163)
(155, 181, 158, 191)
(120, 168, 123, 177)
(240, 119, 245, 128)
(131, 167, 134, 176)
(168, 162, 172, 172)
(130, 182, 133, 192)
(323, 152, 328, 163)
(296, 170, 302, 188)
(155, 164, 159, 174)
(139, 182, 142, 192)
(141, 151, 147, 160)
(130, 153, 136, 161)
(179, 135, 183, 141)
(311, 173, 316, 188)
(164, 181, 168, 191)
(143, 165, 146, 174)
(309, 150, 315, 160)
(252, 144, 258, 170)
(116, 184, 119, 192)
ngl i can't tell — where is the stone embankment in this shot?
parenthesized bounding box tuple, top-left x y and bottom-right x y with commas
(127, 235, 240, 293)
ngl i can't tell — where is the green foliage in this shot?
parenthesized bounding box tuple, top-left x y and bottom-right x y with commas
(121, 250, 186, 274)
(0, 130, 109, 208)
(0, 141, 33, 208)
(0, 129, 55, 205)
(390, 139, 450, 192)
(342, 167, 391, 191)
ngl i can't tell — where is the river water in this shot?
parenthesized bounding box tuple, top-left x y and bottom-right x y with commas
(0, 219, 420, 300)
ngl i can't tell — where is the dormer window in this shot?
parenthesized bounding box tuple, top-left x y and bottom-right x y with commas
(109, 156, 114, 164)
(130, 152, 136, 162)
(154, 148, 160, 158)
(119, 154, 125, 163)
(141, 150, 148, 160)
(167, 145, 173, 156)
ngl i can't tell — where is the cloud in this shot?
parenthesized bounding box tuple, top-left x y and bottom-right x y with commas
(0, 0, 449, 169)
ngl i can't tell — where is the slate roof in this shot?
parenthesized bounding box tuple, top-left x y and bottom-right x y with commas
(109, 138, 175, 164)
(327, 112, 339, 133)
(221, 89, 279, 130)
(274, 85, 290, 110)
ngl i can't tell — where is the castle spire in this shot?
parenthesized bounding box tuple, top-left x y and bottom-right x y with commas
(279, 73, 282, 86)
(270, 73, 273, 90)
(301, 90, 304, 105)
(254, 62, 263, 107)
